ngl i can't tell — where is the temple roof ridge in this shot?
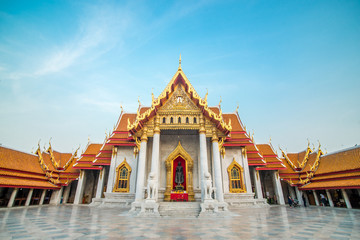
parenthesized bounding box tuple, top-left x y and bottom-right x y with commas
(322, 144, 359, 157)
(0, 145, 38, 157)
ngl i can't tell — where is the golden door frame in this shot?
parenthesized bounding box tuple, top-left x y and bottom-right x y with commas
(164, 142, 195, 201)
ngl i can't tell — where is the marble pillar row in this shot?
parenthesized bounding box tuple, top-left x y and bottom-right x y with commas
(25, 189, 34, 206)
(135, 127, 148, 202)
(7, 188, 18, 207)
(211, 128, 224, 202)
(74, 170, 87, 204)
(199, 116, 210, 201)
(252, 168, 263, 199)
(313, 190, 320, 206)
(341, 189, 352, 209)
(272, 171, 285, 205)
(95, 168, 106, 198)
(326, 189, 334, 207)
(288, 185, 296, 200)
(106, 147, 118, 193)
(295, 187, 304, 206)
(50, 187, 63, 205)
(39, 189, 46, 205)
(242, 150, 253, 193)
(149, 116, 160, 201)
(62, 185, 71, 204)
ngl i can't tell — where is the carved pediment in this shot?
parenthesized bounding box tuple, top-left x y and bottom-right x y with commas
(159, 85, 200, 113)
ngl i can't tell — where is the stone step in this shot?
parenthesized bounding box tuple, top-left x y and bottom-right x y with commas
(158, 202, 201, 217)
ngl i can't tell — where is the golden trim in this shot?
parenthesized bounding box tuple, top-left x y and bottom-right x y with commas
(113, 158, 132, 193)
(227, 158, 246, 193)
(164, 142, 195, 201)
(127, 68, 232, 133)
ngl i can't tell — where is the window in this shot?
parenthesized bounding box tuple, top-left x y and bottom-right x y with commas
(186, 117, 189, 124)
(230, 167, 241, 189)
(170, 117, 173, 124)
(193, 117, 197, 124)
(227, 158, 246, 193)
(113, 159, 131, 192)
(178, 117, 181, 123)
(163, 117, 166, 124)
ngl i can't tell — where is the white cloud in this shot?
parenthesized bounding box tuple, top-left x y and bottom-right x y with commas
(35, 4, 130, 76)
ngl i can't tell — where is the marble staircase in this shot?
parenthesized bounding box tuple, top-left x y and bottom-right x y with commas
(158, 202, 201, 217)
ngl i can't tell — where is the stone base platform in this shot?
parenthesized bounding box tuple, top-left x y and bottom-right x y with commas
(224, 193, 268, 208)
(90, 193, 135, 208)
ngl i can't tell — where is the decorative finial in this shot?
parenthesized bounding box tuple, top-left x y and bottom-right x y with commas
(219, 96, 222, 107)
(138, 96, 141, 106)
(152, 89, 155, 103)
(179, 54, 182, 70)
(236, 104, 239, 113)
(307, 138, 310, 147)
(269, 136, 272, 144)
(88, 136, 90, 144)
(120, 105, 123, 113)
(204, 89, 208, 102)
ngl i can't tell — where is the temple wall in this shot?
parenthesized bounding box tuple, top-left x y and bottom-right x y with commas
(112, 146, 138, 194)
(158, 134, 200, 190)
(221, 147, 245, 193)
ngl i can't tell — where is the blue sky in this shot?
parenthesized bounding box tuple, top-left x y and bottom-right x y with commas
(0, 0, 359, 154)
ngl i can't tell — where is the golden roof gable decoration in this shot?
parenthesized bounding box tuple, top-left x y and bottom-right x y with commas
(127, 57, 232, 135)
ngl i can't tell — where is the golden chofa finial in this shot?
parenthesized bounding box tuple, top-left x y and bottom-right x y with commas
(178, 54, 182, 70)
(269, 136, 272, 144)
(120, 105, 123, 113)
(236, 104, 239, 113)
(219, 96, 222, 107)
(88, 136, 90, 144)
(138, 96, 141, 106)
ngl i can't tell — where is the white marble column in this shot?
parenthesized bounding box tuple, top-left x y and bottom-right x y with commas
(295, 187, 304, 206)
(272, 171, 285, 205)
(252, 168, 263, 199)
(135, 127, 148, 202)
(106, 147, 118, 193)
(242, 150, 253, 193)
(326, 189, 334, 207)
(25, 189, 34, 206)
(288, 185, 296, 200)
(74, 170, 87, 204)
(341, 189, 352, 209)
(211, 128, 224, 202)
(50, 187, 63, 205)
(95, 168, 106, 198)
(62, 185, 71, 204)
(39, 189, 46, 205)
(7, 188, 18, 207)
(199, 116, 210, 201)
(313, 190, 320, 206)
(148, 116, 160, 201)
(304, 191, 310, 206)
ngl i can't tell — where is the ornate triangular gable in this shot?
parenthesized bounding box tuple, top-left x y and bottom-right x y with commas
(127, 63, 231, 136)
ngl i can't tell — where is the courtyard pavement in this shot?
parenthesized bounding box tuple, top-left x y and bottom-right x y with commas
(0, 204, 359, 239)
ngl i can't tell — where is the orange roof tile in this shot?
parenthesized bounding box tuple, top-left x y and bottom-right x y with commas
(0, 146, 44, 174)
(315, 146, 360, 174)
(0, 176, 59, 189)
(299, 178, 360, 190)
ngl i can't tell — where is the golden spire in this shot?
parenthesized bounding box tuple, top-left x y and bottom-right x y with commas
(178, 54, 182, 70)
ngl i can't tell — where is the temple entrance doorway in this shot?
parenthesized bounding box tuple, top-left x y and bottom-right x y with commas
(164, 142, 195, 201)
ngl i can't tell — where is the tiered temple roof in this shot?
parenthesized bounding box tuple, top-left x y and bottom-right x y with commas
(0, 146, 78, 189)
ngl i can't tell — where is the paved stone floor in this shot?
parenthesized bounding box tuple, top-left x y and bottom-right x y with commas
(0, 205, 359, 239)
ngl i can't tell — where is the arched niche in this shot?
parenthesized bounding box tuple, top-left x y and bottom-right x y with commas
(164, 142, 195, 201)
